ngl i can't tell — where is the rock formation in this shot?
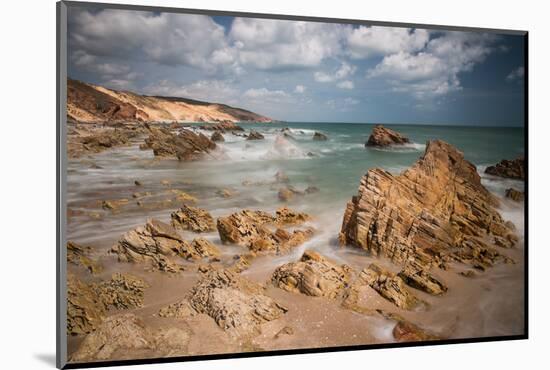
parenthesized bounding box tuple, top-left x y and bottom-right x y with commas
(485, 157, 525, 180)
(397, 261, 447, 295)
(142, 125, 217, 161)
(184, 238, 220, 260)
(312, 132, 328, 141)
(340, 140, 517, 270)
(365, 125, 410, 147)
(505, 187, 524, 202)
(246, 130, 265, 140)
(203, 120, 245, 132)
(377, 310, 441, 342)
(211, 131, 225, 142)
(93, 273, 149, 310)
(171, 205, 216, 232)
(217, 208, 313, 254)
(67, 241, 102, 275)
(70, 313, 191, 362)
(158, 300, 197, 319)
(271, 250, 353, 299)
(188, 269, 287, 337)
(111, 219, 187, 273)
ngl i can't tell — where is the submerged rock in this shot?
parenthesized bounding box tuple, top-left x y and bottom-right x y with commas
(312, 132, 328, 141)
(111, 219, 187, 273)
(246, 130, 265, 140)
(216, 188, 235, 198)
(189, 269, 287, 337)
(67, 241, 103, 275)
(143, 125, 217, 160)
(365, 125, 410, 147)
(397, 261, 448, 296)
(70, 313, 191, 362)
(171, 205, 216, 233)
(485, 157, 525, 180)
(377, 310, 441, 342)
(360, 264, 426, 310)
(210, 130, 225, 142)
(272, 250, 353, 299)
(340, 140, 517, 270)
(505, 187, 524, 202)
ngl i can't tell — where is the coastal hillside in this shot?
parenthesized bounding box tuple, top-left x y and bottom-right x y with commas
(67, 79, 272, 124)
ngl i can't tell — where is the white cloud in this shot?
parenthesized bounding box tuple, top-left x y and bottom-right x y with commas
(243, 87, 290, 102)
(506, 66, 525, 82)
(294, 85, 306, 93)
(337, 80, 354, 89)
(366, 31, 498, 99)
(326, 97, 359, 111)
(229, 18, 346, 70)
(347, 26, 429, 58)
(314, 62, 356, 84)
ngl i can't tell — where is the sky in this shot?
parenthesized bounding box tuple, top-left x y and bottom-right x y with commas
(67, 6, 526, 126)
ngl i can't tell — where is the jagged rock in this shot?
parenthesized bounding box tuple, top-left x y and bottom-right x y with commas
(204, 120, 245, 132)
(70, 313, 191, 362)
(111, 219, 186, 273)
(397, 261, 448, 295)
(67, 274, 105, 335)
(505, 187, 524, 202)
(246, 130, 265, 140)
(182, 238, 220, 260)
(67, 241, 103, 274)
(171, 205, 215, 232)
(228, 253, 255, 273)
(68, 129, 132, 158)
(272, 250, 353, 299)
(365, 125, 410, 147)
(93, 273, 148, 310)
(188, 269, 287, 337)
(361, 264, 426, 310)
(340, 140, 517, 270)
(312, 132, 328, 141)
(101, 199, 129, 211)
(159, 300, 197, 319)
(377, 310, 441, 342)
(274, 326, 295, 338)
(217, 208, 313, 254)
(485, 157, 525, 180)
(211, 131, 225, 142)
(168, 189, 197, 203)
(143, 125, 217, 160)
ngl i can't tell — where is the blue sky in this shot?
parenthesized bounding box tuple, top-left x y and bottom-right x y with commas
(67, 6, 525, 126)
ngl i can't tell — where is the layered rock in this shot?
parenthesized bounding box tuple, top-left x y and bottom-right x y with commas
(67, 273, 148, 335)
(184, 238, 220, 260)
(67, 128, 134, 158)
(360, 264, 426, 310)
(397, 261, 447, 296)
(365, 125, 411, 147)
(271, 250, 353, 299)
(111, 219, 187, 273)
(70, 313, 191, 362)
(340, 140, 517, 270)
(171, 205, 216, 232)
(312, 132, 328, 141)
(505, 187, 524, 202)
(217, 208, 313, 254)
(188, 269, 287, 337)
(142, 125, 217, 160)
(67, 241, 102, 275)
(203, 120, 245, 132)
(485, 157, 525, 180)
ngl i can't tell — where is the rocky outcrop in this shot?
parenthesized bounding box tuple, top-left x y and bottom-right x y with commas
(312, 132, 328, 141)
(67, 241, 102, 274)
(397, 261, 447, 295)
(67, 273, 148, 335)
(70, 313, 191, 362)
(111, 219, 187, 273)
(142, 125, 217, 160)
(171, 205, 216, 232)
(203, 120, 245, 132)
(340, 140, 517, 270)
(188, 269, 287, 337)
(361, 264, 426, 310)
(184, 238, 220, 260)
(365, 125, 410, 147)
(211, 131, 225, 142)
(505, 187, 524, 202)
(217, 208, 313, 254)
(67, 128, 135, 158)
(246, 130, 265, 140)
(485, 157, 525, 180)
(272, 250, 353, 299)
(158, 300, 197, 319)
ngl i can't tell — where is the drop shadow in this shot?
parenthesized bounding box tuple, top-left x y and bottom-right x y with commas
(34, 353, 57, 367)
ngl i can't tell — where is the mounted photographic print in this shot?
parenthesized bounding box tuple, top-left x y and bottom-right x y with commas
(56, 1, 527, 368)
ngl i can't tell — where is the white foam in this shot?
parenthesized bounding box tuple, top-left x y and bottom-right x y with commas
(368, 142, 426, 153)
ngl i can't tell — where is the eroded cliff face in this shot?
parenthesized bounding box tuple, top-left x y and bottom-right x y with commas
(339, 140, 517, 269)
(67, 79, 272, 124)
